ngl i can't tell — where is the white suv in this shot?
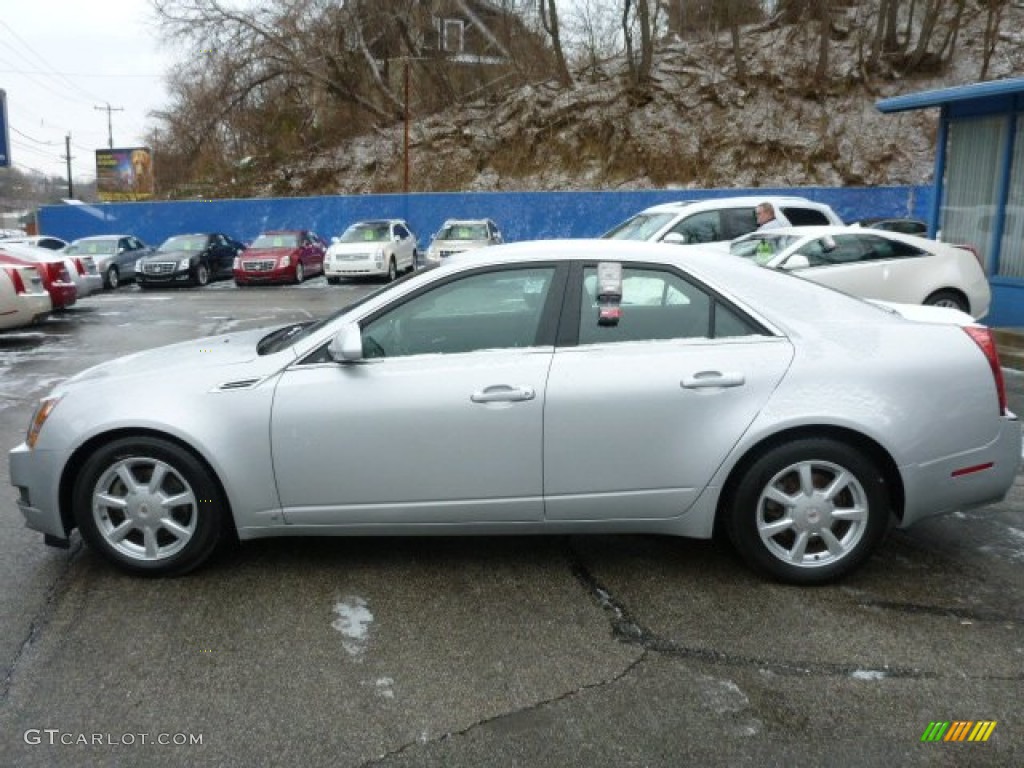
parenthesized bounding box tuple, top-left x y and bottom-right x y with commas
(602, 196, 843, 246)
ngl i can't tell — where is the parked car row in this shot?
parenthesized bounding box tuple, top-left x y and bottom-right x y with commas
(2, 196, 986, 318)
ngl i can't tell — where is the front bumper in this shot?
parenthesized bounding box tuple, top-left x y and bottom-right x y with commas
(9, 443, 69, 541)
(139, 267, 196, 286)
(324, 258, 387, 278)
(234, 264, 294, 284)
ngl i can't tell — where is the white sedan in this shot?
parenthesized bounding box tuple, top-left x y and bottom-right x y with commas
(0, 262, 52, 331)
(729, 226, 991, 319)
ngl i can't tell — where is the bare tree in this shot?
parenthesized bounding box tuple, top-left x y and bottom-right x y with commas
(537, 0, 574, 85)
(980, 0, 1009, 79)
(622, 0, 657, 86)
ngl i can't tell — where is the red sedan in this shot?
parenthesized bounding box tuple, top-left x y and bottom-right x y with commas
(233, 230, 327, 286)
(0, 248, 77, 309)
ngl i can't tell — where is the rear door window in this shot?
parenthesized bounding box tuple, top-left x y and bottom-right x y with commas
(780, 207, 831, 226)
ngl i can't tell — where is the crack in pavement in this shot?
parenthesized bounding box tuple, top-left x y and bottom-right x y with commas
(1, 537, 84, 702)
(359, 651, 649, 767)
(566, 545, 1024, 683)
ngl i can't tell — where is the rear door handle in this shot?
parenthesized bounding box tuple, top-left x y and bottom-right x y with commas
(681, 371, 746, 389)
(471, 385, 536, 403)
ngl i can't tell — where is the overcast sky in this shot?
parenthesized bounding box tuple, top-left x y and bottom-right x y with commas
(1, 0, 175, 182)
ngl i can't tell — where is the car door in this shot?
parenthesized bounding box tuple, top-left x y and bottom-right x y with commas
(789, 234, 929, 303)
(543, 263, 794, 521)
(271, 263, 567, 526)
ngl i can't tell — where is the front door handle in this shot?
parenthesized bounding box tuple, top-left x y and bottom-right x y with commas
(681, 371, 746, 389)
(471, 385, 536, 403)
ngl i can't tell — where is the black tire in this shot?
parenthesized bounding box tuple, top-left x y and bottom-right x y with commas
(195, 263, 210, 287)
(923, 289, 969, 314)
(385, 258, 397, 283)
(294, 261, 305, 284)
(410, 250, 419, 272)
(326, 276, 339, 286)
(72, 436, 227, 576)
(724, 438, 891, 585)
(106, 265, 120, 289)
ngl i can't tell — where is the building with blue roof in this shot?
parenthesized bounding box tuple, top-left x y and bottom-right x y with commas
(877, 77, 1024, 325)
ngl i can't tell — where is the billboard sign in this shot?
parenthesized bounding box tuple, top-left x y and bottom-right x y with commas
(95, 147, 154, 201)
(0, 89, 10, 168)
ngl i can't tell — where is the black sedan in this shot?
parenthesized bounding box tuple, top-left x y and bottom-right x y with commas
(136, 233, 245, 288)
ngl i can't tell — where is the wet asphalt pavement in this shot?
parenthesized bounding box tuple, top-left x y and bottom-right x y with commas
(1, 280, 1022, 767)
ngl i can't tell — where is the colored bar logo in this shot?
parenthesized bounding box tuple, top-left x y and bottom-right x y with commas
(921, 721, 997, 742)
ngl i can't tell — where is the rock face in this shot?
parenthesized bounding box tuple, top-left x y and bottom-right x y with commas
(285, 11, 1024, 197)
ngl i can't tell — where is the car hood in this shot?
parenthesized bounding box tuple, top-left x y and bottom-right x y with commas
(240, 247, 297, 259)
(431, 240, 490, 251)
(59, 327, 292, 391)
(142, 249, 197, 261)
(328, 242, 385, 255)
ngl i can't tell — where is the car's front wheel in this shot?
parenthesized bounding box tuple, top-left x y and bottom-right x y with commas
(195, 263, 210, 287)
(294, 261, 305, 284)
(72, 436, 227, 576)
(724, 438, 891, 584)
(105, 265, 119, 289)
(385, 258, 397, 283)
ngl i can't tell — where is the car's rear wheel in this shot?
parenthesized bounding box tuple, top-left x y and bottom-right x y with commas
(105, 265, 119, 289)
(73, 437, 226, 576)
(195, 263, 210, 287)
(725, 438, 891, 584)
(924, 289, 969, 314)
(295, 262, 305, 284)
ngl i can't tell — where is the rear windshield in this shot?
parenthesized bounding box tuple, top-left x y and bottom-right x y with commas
(601, 213, 677, 240)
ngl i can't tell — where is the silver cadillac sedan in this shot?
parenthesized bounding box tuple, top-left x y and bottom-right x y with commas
(9, 240, 1021, 583)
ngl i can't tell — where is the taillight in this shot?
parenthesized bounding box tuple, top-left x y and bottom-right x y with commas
(73, 257, 86, 275)
(4, 266, 26, 294)
(964, 326, 1007, 416)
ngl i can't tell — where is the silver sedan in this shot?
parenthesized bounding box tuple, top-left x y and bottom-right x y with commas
(9, 240, 1020, 583)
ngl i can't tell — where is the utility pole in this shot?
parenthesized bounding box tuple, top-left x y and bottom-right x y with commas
(62, 133, 74, 198)
(94, 102, 124, 149)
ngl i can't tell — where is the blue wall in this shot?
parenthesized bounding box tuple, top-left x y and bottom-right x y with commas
(39, 186, 930, 249)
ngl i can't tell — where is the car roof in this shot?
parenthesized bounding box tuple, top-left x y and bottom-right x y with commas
(71, 234, 130, 241)
(639, 195, 826, 214)
(349, 219, 404, 226)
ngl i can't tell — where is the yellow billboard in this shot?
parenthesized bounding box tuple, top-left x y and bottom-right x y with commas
(95, 147, 155, 201)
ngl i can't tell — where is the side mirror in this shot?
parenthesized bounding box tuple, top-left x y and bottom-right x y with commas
(327, 323, 364, 362)
(821, 235, 837, 252)
(782, 254, 811, 271)
(661, 232, 687, 245)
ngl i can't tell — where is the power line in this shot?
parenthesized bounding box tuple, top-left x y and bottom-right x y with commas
(0, 19, 109, 104)
(10, 125, 60, 146)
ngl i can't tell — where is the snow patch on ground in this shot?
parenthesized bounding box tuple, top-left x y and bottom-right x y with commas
(332, 597, 373, 658)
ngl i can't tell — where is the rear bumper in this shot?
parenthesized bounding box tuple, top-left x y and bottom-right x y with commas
(899, 415, 1021, 527)
(49, 282, 77, 309)
(76, 275, 104, 298)
(0, 294, 52, 330)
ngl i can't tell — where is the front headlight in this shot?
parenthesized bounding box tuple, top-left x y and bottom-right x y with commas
(27, 395, 62, 449)
(280, 256, 292, 267)
(233, 257, 240, 269)
(135, 259, 142, 272)
(178, 258, 191, 270)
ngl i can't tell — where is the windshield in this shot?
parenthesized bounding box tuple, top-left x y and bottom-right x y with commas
(436, 223, 488, 241)
(339, 223, 390, 243)
(158, 235, 208, 252)
(730, 234, 803, 264)
(251, 233, 299, 249)
(66, 239, 117, 255)
(601, 212, 677, 240)
(256, 265, 435, 355)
